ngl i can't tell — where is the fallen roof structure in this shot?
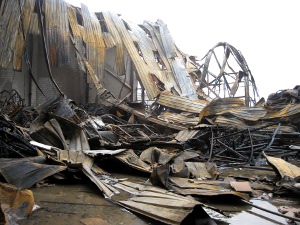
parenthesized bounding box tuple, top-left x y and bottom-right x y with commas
(0, 0, 300, 224)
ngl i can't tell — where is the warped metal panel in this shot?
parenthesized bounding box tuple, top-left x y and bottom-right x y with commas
(175, 129, 200, 142)
(0, 0, 20, 69)
(156, 19, 197, 99)
(45, 0, 70, 66)
(117, 181, 212, 225)
(102, 11, 125, 75)
(129, 22, 161, 74)
(142, 21, 182, 94)
(28, 13, 40, 35)
(200, 98, 300, 122)
(199, 98, 246, 120)
(266, 104, 300, 119)
(81, 4, 106, 82)
(67, 5, 85, 72)
(13, 0, 36, 70)
(108, 12, 160, 99)
(228, 107, 267, 121)
(102, 32, 116, 48)
(202, 106, 267, 122)
(0, 157, 67, 188)
(158, 111, 200, 126)
(214, 115, 297, 133)
(157, 90, 208, 113)
(129, 22, 182, 94)
(67, 6, 81, 36)
(264, 153, 300, 178)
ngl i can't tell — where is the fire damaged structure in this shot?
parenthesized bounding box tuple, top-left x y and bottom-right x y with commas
(0, 0, 300, 224)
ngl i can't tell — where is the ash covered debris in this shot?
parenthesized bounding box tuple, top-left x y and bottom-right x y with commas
(0, 0, 300, 224)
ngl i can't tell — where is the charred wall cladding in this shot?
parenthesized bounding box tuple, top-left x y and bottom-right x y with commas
(0, 34, 88, 107)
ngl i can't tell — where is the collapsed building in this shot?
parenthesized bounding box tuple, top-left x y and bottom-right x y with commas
(0, 0, 300, 224)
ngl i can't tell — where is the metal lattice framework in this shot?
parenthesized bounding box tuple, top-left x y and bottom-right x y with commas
(198, 42, 259, 106)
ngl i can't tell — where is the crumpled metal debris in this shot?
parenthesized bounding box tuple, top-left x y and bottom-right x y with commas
(0, 182, 34, 225)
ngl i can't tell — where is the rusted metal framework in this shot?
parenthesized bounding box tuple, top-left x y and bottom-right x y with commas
(198, 42, 259, 106)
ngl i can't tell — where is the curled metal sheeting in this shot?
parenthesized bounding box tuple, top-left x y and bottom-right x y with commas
(81, 4, 106, 83)
(157, 90, 208, 113)
(108, 12, 160, 99)
(102, 11, 125, 75)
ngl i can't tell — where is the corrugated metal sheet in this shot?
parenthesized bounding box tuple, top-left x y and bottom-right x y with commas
(45, 0, 70, 66)
(158, 112, 199, 126)
(266, 104, 300, 119)
(28, 13, 40, 35)
(175, 129, 200, 142)
(214, 116, 297, 133)
(142, 22, 182, 95)
(81, 4, 106, 82)
(200, 98, 300, 123)
(0, 0, 21, 69)
(102, 11, 125, 76)
(129, 22, 162, 77)
(108, 12, 160, 99)
(129, 22, 182, 94)
(155, 20, 197, 99)
(13, 0, 36, 71)
(199, 98, 246, 120)
(102, 32, 116, 48)
(157, 90, 208, 113)
(67, 5, 85, 72)
(228, 107, 267, 121)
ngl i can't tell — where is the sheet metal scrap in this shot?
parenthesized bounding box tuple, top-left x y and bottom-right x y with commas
(0, 182, 34, 225)
(30, 114, 90, 151)
(0, 156, 67, 188)
(34, 95, 105, 141)
(30, 140, 119, 199)
(264, 153, 300, 195)
(114, 181, 221, 225)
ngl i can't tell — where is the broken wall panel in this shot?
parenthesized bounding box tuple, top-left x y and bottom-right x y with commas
(81, 4, 106, 83)
(102, 11, 125, 76)
(45, 0, 70, 66)
(142, 22, 182, 95)
(156, 20, 197, 99)
(157, 90, 208, 113)
(108, 12, 160, 99)
(102, 32, 116, 48)
(67, 5, 86, 72)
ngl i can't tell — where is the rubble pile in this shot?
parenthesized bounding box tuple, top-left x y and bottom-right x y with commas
(0, 0, 299, 224)
(0, 88, 299, 224)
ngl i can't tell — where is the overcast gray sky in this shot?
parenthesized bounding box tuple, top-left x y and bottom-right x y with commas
(65, 0, 299, 99)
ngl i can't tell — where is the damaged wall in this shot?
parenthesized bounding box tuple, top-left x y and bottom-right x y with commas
(0, 0, 259, 113)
